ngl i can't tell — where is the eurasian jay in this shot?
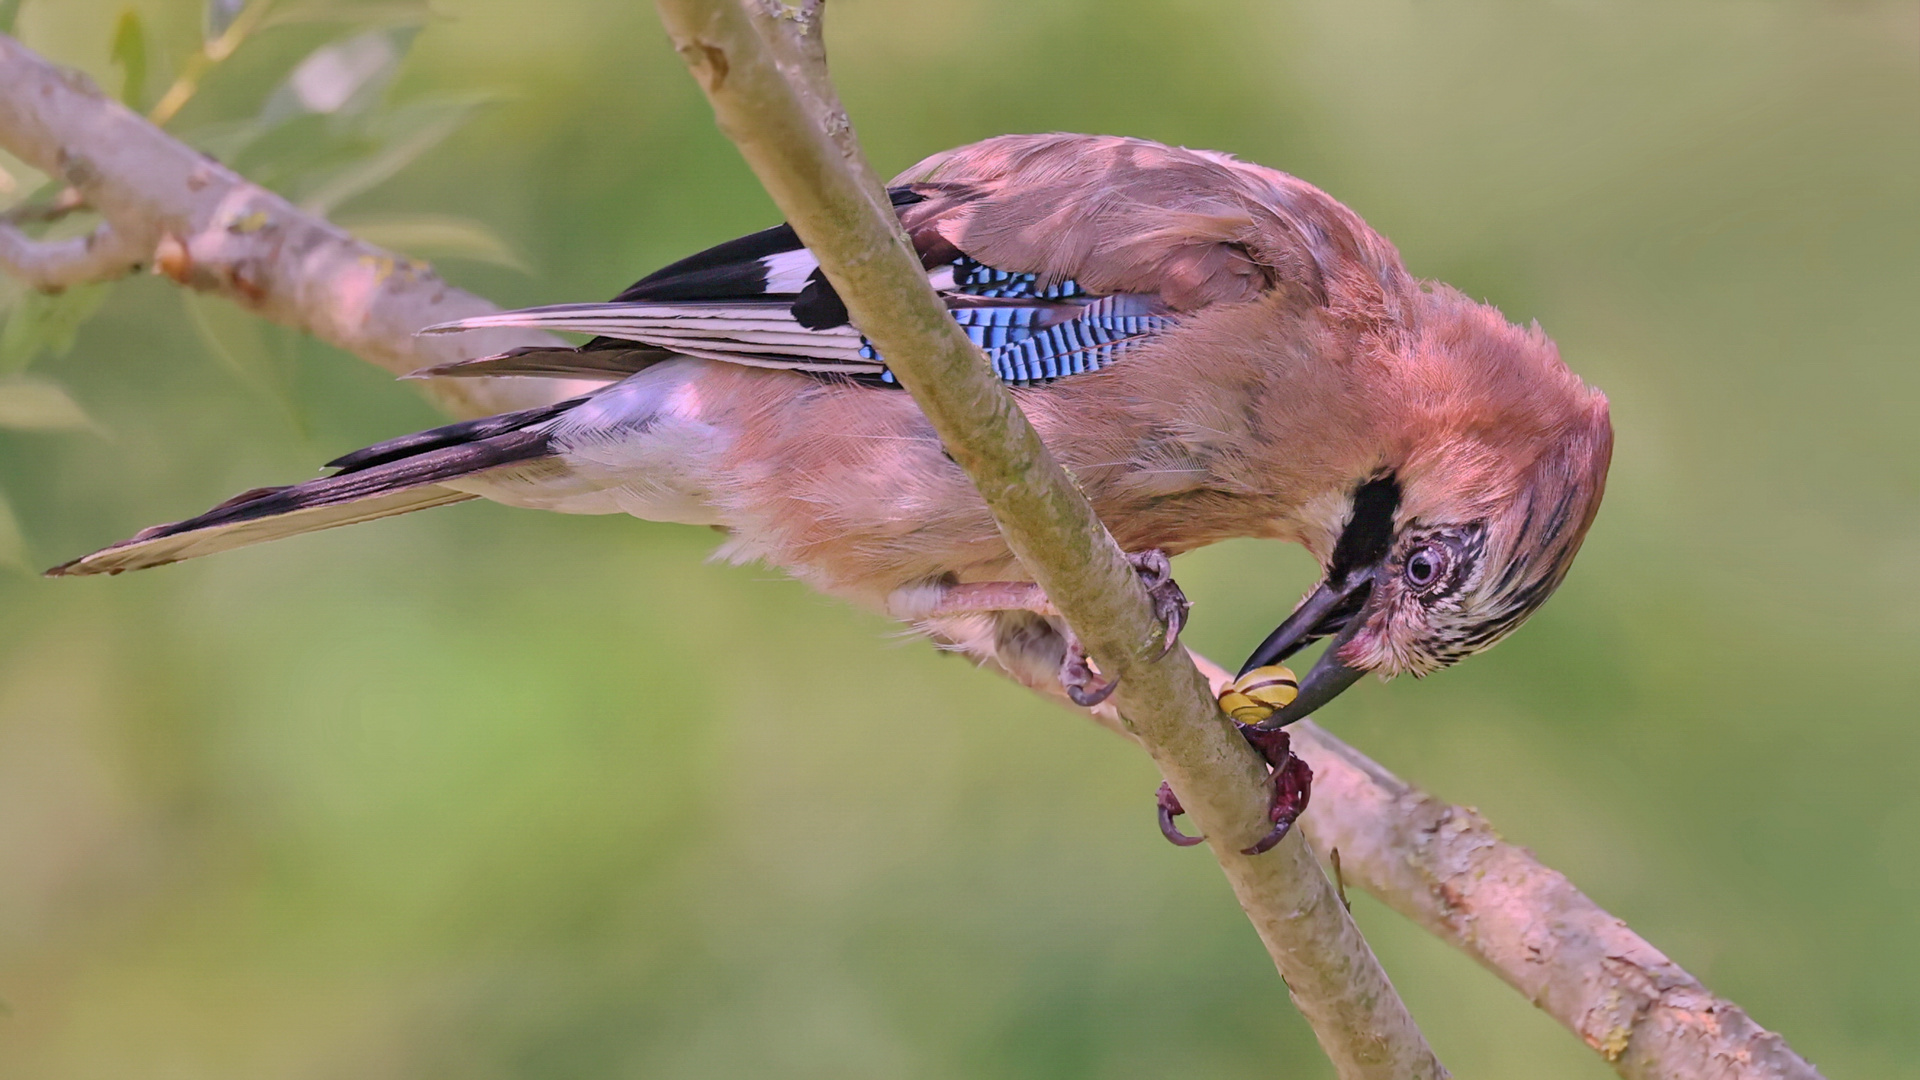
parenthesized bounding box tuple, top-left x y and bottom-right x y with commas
(51, 134, 1612, 844)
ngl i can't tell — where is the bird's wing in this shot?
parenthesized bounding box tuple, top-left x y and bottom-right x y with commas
(414, 190, 1175, 386)
(417, 134, 1409, 385)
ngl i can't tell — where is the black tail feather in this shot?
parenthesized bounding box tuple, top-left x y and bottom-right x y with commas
(148, 428, 554, 544)
(50, 398, 584, 577)
(325, 395, 589, 471)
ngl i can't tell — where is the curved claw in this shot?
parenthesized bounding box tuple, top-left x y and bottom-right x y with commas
(1060, 630, 1121, 706)
(1156, 781, 1205, 846)
(1240, 817, 1295, 856)
(1155, 593, 1189, 659)
(1128, 549, 1191, 659)
(1066, 675, 1120, 708)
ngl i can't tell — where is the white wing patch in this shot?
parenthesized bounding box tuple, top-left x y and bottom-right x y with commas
(760, 248, 821, 293)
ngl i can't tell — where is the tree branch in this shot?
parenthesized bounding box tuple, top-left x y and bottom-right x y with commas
(0, 34, 591, 419)
(0, 26, 1825, 1080)
(1298, 741, 1822, 1080)
(648, 3, 1444, 1077)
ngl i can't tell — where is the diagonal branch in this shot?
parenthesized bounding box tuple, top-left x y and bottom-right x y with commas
(0, 25, 1823, 1080)
(649, 2, 1445, 1077)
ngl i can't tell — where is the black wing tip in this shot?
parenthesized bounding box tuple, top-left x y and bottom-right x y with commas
(612, 187, 924, 307)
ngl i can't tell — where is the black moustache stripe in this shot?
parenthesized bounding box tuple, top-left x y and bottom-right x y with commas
(1328, 473, 1400, 586)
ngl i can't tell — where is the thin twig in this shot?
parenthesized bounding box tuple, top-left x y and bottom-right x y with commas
(648, 3, 1446, 1077)
(0, 218, 143, 289)
(146, 0, 276, 127)
(0, 184, 86, 226)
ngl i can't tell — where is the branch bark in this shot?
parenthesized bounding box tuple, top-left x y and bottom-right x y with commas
(0, 26, 1825, 1080)
(648, 3, 1442, 1077)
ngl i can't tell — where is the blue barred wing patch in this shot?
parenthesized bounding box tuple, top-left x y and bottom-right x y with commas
(865, 295, 1172, 386)
(948, 256, 1087, 300)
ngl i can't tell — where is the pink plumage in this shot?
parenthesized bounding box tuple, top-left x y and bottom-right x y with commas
(51, 134, 1611, 731)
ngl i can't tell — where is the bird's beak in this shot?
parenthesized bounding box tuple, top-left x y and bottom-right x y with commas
(1237, 569, 1377, 728)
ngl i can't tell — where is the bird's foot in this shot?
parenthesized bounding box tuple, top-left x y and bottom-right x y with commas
(1238, 724, 1313, 855)
(1130, 548, 1192, 658)
(1058, 629, 1118, 707)
(1059, 549, 1190, 707)
(1156, 781, 1205, 846)
(1154, 725, 1313, 855)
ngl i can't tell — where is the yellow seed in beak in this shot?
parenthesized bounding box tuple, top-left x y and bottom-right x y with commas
(1217, 665, 1300, 724)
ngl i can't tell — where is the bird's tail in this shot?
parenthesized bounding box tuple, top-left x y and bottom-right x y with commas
(47, 396, 590, 577)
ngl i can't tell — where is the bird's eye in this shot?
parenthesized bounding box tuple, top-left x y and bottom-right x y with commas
(1403, 541, 1453, 593)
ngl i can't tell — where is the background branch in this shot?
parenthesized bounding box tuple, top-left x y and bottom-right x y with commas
(0, 24, 1824, 1080)
(1180, 654, 1824, 1080)
(1297, 719, 1823, 1079)
(0, 33, 591, 419)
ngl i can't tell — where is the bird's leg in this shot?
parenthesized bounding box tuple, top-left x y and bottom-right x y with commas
(1154, 726, 1313, 854)
(905, 580, 1057, 618)
(1058, 549, 1190, 707)
(892, 549, 1189, 709)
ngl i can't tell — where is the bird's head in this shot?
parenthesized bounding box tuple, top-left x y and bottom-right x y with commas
(1243, 289, 1613, 725)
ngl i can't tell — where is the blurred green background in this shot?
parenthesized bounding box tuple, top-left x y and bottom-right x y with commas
(1, 1, 1914, 1077)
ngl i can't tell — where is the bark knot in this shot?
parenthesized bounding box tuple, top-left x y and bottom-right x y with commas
(679, 40, 730, 91)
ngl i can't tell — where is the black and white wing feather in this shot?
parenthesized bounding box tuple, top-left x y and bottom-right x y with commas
(417, 188, 1177, 387)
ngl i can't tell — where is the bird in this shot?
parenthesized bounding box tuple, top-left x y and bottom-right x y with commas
(50, 134, 1613, 850)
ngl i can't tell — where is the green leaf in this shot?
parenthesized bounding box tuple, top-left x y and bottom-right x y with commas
(0, 0, 23, 37)
(206, 0, 249, 40)
(338, 213, 530, 271)
(0, 486, 28, 573)
(109, 9, 149, 110)
(180, 116, 272, 164)
(180, 292, 307, 435)
(182, 288, 274, 385)
(0, 376, 100, 433)
(187, 26, 421, 206)
(297, 91, 493, 215)
(0, 283, 112, 375)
